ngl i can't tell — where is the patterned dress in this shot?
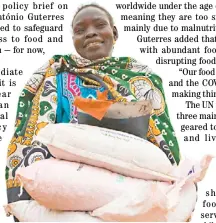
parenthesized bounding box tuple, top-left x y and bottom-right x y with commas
(6, 55, 180, 204)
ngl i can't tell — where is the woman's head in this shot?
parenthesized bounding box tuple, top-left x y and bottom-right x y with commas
(72, 4, 118, 60)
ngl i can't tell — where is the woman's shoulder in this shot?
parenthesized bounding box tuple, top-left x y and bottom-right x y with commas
(129, 57, 163, 83)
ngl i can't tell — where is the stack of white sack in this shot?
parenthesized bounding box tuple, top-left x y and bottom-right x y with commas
(5, 200, 102, 222)
(5, 124, 212, 222)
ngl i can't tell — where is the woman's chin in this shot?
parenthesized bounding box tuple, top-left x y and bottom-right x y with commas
(80, 46, 111, 60)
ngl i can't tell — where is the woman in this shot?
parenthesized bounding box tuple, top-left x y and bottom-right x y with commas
(6, 3, 180, 218)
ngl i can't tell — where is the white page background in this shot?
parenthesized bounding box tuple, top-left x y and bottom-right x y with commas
(0, 0, 216, 222)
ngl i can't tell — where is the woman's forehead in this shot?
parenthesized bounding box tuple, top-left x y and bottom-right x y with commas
(73, 7, 109, 26)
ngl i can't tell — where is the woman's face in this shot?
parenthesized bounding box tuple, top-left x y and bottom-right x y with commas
(72, 7, 118, 60)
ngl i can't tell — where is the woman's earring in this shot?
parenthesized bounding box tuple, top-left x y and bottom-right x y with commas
(113, 40, 116, 50)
